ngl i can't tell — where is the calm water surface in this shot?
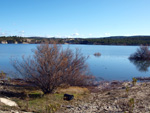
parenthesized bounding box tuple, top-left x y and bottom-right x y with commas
(0, 44, 150, 81)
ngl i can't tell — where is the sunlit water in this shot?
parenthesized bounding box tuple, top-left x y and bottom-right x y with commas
(0, 44, 150, 81)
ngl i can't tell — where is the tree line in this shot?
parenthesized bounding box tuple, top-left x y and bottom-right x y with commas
(1, 36, 150, 45)
(0, 36, 24, 43)
(69, 36, 150, 45)
(0, 36, 63, 44)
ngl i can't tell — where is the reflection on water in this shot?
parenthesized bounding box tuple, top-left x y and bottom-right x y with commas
(129, 59, 150, 72)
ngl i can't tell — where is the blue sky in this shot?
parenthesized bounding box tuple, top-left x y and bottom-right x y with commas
(0, 0, 150, 38)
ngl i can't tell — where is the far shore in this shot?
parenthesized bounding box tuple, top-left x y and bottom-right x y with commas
(1, 35, 150, 45)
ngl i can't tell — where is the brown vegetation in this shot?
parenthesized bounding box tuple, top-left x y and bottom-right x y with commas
(129, 46, 150, 60)
(56, 86, 89, 95)
(12, 42, 94, 94)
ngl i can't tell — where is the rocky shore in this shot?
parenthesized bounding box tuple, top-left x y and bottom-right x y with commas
(59, 81, 150, 113)
(0, 80, 150, 113)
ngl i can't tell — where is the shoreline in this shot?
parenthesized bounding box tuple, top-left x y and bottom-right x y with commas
(0, 43, 143, 46)
(0, 79, 150, 112)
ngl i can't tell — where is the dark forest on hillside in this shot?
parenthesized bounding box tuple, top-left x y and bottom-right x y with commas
(1, 36, 150, 45)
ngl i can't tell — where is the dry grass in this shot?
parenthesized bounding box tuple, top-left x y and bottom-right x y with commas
(0, 82, 90, 112)
(55, 86, 89, 95)
(14, 93, 64, 112)
(13, 87, 89, 112)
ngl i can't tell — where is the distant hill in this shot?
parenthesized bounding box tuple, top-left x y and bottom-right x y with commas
(28, 37, 55, 39)
(107, 35, 150, 39)
(81, 36, 150, 45)
(67, 36, 150, 45)
(1, 35, 150, 45)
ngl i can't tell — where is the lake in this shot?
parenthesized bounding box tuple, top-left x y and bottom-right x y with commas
(0, 44, 150, 81)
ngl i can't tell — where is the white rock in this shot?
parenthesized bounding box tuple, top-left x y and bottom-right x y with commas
(0, 97, 18, 107)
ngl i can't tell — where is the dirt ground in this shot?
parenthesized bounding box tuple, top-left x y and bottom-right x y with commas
(0, 79, 150, 113)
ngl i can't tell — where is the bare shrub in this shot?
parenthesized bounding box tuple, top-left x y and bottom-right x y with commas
(129, 46, 150, 60)
(12, 42, 94, 94)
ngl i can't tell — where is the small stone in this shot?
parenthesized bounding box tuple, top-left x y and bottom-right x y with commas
(66, 105, 72, 109)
